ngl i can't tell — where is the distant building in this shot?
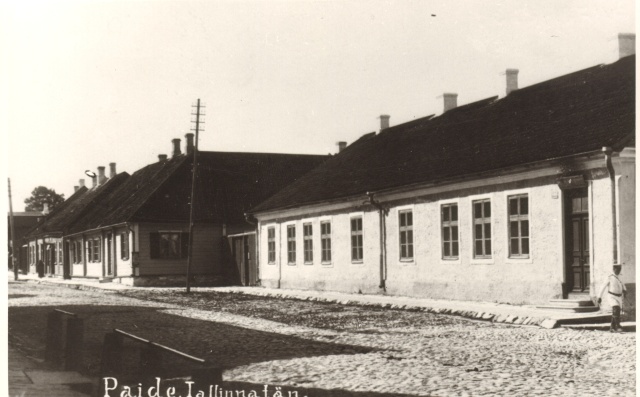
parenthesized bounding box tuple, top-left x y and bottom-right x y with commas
(250, 36, 635, 316)
(25, 136, 328, 286)
(7, 211, 45, 273)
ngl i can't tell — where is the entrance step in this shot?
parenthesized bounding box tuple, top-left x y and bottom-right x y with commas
(98, 277, 113, 283)
(537, 299, 599, 313)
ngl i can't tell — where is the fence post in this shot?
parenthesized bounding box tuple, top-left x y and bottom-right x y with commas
(100, 332, 124, 375)
(44, 311, 63, 365)
(191, 361, 223, 387)
(140, 344, 164, 379)
(64, 317, 84, 371)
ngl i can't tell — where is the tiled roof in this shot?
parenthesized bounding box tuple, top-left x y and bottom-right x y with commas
(253, 55, 635, 213)
(66, 151, 328, 232)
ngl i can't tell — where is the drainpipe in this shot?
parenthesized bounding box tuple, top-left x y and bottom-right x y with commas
(602, 147, 618, 265)
(367, 192, 388, 291)
(126, 223, 136, 277)
(277, 222, 282, 288)
(244, 213, 260, 285)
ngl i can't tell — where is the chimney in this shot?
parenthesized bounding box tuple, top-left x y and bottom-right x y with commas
(337, 141, 347, 153)
(97, 166, 106, 185)
(172, 138, 182, 158)
(379, 115, 390, 130)
(79, 179, 85, 188)
(158, 154, 168, 162)
(42, 203, 49, 215)
(506, 69, 519, 95)
(185, 133, 195, 155)
(443, 93, 458, 112)
(74, 186, 79, 192)
(109, 162, 116, 178)
(91, 175, 97, 188)
(618, 33, 635, 59)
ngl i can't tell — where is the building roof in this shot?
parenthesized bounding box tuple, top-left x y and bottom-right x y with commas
(65, 151, 328, 233)
(25, 175, 128, 238)
(253, 55, 635, 213)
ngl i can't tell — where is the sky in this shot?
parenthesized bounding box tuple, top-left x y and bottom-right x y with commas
(1, 0, 636, 211)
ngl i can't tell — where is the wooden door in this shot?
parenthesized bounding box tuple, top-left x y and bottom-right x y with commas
(565, 188, 590, 292)
(232, 235, 257, 286)
(232, 236, 247, 285)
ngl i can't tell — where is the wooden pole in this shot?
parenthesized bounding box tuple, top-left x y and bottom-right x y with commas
(186, 99, 201, 293)
(8, 178, 18, 281)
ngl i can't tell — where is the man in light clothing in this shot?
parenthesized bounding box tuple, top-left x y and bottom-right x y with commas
(597, 264, 627, 332)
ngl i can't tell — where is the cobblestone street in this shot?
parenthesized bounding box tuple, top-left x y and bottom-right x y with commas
(8, 281, 635, 396)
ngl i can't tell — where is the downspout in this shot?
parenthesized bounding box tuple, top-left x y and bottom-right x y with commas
(367, 192, 387, 291)
(278, 222, 282, 288)
(244, 213, 260, 285)
(602, 147, 618, 264)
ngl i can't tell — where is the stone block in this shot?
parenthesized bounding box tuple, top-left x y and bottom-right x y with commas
(540, 319, 558, 329)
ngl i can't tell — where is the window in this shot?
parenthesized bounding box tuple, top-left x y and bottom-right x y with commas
(509, 194, 529, 258)
(92, 238, 101, 262)
(473, 199, 492, 258)
(267, 227, 276, 263)
(441, 204, 459, 259)
(121, 232, 130, 260)
(351, 217, 363, 262)
(150, 232, 189, 259)
(399, 210, 414, 260)
(303, 223, 313, 264)
(75, 241, 82, 263)
(287, 225, 296, 264)
(321, 221, 332, 263)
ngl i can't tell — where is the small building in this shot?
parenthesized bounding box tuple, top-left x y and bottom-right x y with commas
(26, 136, 328, 286)
(250, 39, 635, 315)
(7, 211, 45, 273)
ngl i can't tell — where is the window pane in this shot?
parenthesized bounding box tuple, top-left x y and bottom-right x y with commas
(408, 245, 413, 258)
(351, 218, 357, 231)
(475, 224, 482, 239)
(522, 238, 529, 255)
(511, 239, 519, 255)
(407, 212, 413, 226)
(452, 242, 459, 256)
(327, 239, 331, 250)
(581, 197, 588, 212)
(401, 245, 407, 258)
(474, 202, 482, 218)
(485, 240, 491, 255)
(509, 198, 518, 215)
(407, 230, 413, 244)
(484, 202, 491, 217)
(443, 227, 450, 241)
(520, 197, 528, 215)
(442, 207, 450, 222)
(400, 213, 406, 227)
(475, 240, 483, 255)
(452, 226, 458, 241)
(484, 223, 491, 238)
(451, 205, 458, 221)
(521, 220, 529, 237)
(400, 231, 406, 244)
(327, 223, 331, 234)
(444, 243, 450, 257)
(510, 221, 519, 237)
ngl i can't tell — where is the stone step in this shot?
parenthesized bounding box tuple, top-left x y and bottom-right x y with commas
(555, 312, 612, 325)
(536, 305, 599, 313)
(548, 299, 596, 307)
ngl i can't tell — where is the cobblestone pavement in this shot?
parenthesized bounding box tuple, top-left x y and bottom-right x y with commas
(8, 281, 635, 396)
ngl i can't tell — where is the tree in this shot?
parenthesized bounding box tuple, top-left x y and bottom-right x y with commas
(24, 186, 65, 212)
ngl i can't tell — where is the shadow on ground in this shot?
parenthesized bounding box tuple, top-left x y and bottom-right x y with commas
(9, 305, 378, 378)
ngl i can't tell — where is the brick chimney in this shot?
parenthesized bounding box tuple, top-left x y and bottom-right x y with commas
(109, 162, 116, 178)
(74, 186, 79, 192)
(97, 166, 107, 185)
(380, 115, 390, 131)
(619, 33, 635, 59)
(337, 141, 347, 153)
(172, 138, 182, 158)
(91, 175, 97, 188)
(185, 133, 195, 155)
(443, 93, 458, 112)
(506, 69, 519, 95)
(79, 179, 85, 188)
(158, 154, 168, 162)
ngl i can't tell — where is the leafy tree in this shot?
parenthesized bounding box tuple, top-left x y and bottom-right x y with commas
(24, 186, 65, 212)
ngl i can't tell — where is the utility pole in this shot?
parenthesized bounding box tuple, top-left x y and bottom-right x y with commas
(8, 178, 18, 281)
(186, 99, 204, 293)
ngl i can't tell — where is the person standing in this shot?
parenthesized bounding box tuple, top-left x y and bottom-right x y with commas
(597, 264, 627, 332)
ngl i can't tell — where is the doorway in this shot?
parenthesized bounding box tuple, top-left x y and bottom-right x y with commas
(565, 188, 590, 293)
(231, 234, 257, 286)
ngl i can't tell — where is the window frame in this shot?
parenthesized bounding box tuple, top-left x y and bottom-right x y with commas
(120, 232, 130, 260)
(473, 199, 492, 259)
(508, 194, 530, 258)
(320, 221, 332, 264)
(398, 210, 414, 261)
(441, 203, 459, 260)
(267, 227, 276, 264)
(286, 224, 296, 265)
(350, 216, 364, 263)
(303, 223, 313, 264)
